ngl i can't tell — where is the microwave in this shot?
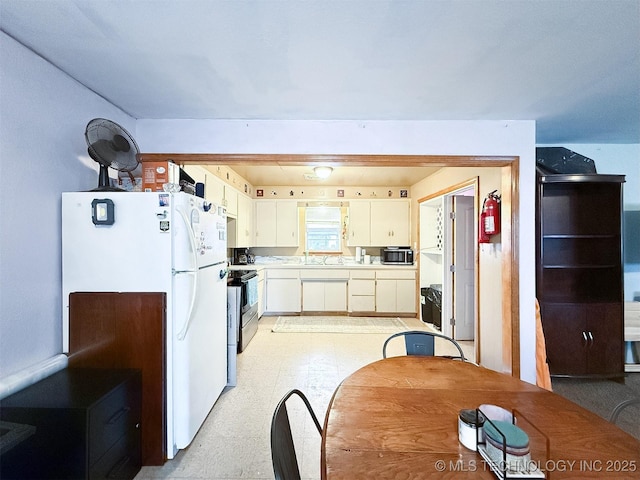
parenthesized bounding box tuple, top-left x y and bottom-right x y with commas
(381, 247, 414, 265)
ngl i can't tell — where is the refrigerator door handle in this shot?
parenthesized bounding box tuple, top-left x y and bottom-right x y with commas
(176, 207, 199, 341)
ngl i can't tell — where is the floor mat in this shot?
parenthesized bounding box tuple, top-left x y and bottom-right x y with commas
(271, 316, 416, 334)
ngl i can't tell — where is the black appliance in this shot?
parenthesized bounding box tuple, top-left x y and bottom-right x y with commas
(227, 269, 258, 352)
(381, 246, 414, 265)
(421, 284, 442, 330)
(232, 248, 255, 265)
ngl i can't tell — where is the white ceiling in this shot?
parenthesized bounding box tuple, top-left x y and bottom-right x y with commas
(223, 164, 441, 187)
(1, 0, 638, 186)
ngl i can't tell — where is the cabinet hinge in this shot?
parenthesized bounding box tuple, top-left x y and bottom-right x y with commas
(450, 317, 455, 326)
(449, 212, 456, 220)
(449, 264, 456, 273)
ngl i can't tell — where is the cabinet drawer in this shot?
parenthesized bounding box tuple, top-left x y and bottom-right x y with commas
(349, 279, 375, 295)
(267, 269, 300, 279)
(376, 270, 416, 280)
(349, 270, 375, 280)
(90, 433, 141, 480)
(300, 269, 349, 280)
(89, 377, 139, 466)
(350, 296, 375, 312)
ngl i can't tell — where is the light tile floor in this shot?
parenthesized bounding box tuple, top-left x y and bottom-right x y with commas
(135, 316, 474, 480)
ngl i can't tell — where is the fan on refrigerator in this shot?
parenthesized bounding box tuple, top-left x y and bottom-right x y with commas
(85, 118, 140, 191)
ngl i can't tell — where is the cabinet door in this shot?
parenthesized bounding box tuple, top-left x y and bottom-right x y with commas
(542, 302, 623, 376)
(266, 278, 301, 312)
(586, 303, 623, 375)
(258, 277, 265, 318)
(224, 185, 238, 217)
(370, 200, 410, 246)
(376, 279, 397, 312)
(396, 279, 417, 313)
(276, 200, 299, 247)
(255, 201, 277, 246)
(325, 282, 347, 311)
(349, 295, 376, 312)
(540, 303, 588, 375)
(302, 282, 325, 311)
(236, 194, 253, 248)
(348, 201, 371, 246)
(206, 175, 225, 205)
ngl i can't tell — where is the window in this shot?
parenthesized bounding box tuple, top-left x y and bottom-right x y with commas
(305, 206, 342, 253)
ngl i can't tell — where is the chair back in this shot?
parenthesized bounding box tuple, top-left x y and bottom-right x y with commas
(383, 330, 466, 360)
(609, 397, 640, 440)
(271, 389, 322, 480)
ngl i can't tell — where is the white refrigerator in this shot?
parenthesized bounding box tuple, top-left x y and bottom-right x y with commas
(62, 191, 228, 458)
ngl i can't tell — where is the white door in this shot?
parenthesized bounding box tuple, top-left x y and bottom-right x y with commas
(453, 195, 475, 341)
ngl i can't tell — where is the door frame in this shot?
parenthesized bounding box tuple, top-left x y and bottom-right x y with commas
(418, 178, 479, 361)
(141, 153, 520, 376)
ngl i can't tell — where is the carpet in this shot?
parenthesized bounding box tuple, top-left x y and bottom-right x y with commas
(272, 316, 413, 334)
(552, 373, 640, 440)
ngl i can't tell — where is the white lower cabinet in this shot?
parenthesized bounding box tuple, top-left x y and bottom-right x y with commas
(348, 270, 376, 313)
(301, 269, 348, 312)
(257, 268, 265, 318)
(265, 269, 301, 313)
(375, 270, 417, 313)
(263, 267, 417, 315)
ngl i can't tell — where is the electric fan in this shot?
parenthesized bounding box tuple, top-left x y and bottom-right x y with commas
(85, 118, 140, 191)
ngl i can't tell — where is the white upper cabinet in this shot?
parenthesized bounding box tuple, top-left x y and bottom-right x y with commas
(370, 200, 410, 246)
(224, 185, 238, 217)
(276, 200, 299, 247)
(235, 193, 253, 248)
(181, 165, 226, 205)
(347, 201, 371, 246)
(255, 200, 299, 247)
(254, 201, 277, 246)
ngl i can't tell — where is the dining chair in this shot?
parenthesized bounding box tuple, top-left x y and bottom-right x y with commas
(383, 330, 466, 360)
(609, 397, 640, 424)
(270, 388, 323, 480)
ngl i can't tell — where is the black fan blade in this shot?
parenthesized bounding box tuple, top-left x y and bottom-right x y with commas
(112, 134, 131, 153)
(89, 140, 116, 165)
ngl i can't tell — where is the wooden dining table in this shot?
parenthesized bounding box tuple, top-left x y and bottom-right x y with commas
(321, 356, 640, 479)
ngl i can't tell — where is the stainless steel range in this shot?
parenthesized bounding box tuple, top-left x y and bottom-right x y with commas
(227, 270, 259, 354)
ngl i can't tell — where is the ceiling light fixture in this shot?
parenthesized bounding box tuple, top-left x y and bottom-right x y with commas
(314, 166, 333, 178)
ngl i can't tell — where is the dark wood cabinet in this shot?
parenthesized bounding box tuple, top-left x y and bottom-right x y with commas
(536, 173, 625, 377)
(0, 369, 141, 480)
(68, 292, 166, 465)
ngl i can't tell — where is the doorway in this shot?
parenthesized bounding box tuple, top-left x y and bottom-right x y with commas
(141, 153, 521, 375)
(420, 180, 477, 361)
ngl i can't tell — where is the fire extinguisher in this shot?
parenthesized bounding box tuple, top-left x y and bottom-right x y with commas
(479, 190, 501, 243)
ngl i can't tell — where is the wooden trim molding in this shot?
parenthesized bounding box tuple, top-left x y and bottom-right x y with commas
(139, 153, 516, 167)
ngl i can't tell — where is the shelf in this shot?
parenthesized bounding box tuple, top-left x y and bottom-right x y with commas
(542, 264, 618, 269)
(542, 234, 618, 239)
(420, 248, 442, 255)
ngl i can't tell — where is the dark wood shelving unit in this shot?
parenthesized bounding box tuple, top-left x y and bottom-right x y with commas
(536, 173, 625, 377)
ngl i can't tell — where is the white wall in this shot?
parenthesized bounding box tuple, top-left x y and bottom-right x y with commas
(137, 119, 538, 382)
(412, 167, 505, 372)
(539, 144, 640, 301)
(0, 32, 135, 379)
